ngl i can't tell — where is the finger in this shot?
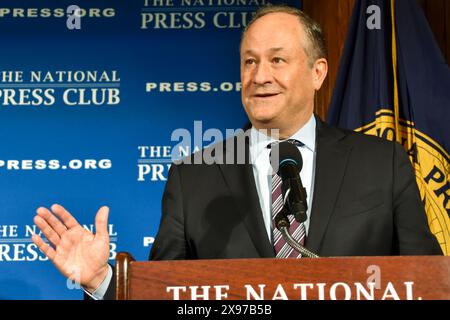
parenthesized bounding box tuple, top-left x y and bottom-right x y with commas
(95, 206, 109, 239)
(50, 204, 80, 229)
(34, 215, 61, 248)
(32, 234, 56, 262)
(36, 207, 67, 237)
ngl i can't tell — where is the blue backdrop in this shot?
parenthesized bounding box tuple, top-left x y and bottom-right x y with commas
(0, 0, 300, 299)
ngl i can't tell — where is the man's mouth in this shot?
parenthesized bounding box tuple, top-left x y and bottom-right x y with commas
(253, 93, 280, 98)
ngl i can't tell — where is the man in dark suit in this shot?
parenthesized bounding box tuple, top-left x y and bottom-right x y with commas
(149, 5, 440, 259)
(31, 5, 441, 300)
(150, 118, 441, 260)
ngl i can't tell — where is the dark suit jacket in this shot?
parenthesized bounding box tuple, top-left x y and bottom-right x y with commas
(103, 117, 441, 299)
(150, 117, 442, 259)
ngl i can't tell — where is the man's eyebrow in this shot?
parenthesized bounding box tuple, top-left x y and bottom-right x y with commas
(268, 47, 285, 53)
(242, 47, 286, 55)
(242, 49, 255, 55)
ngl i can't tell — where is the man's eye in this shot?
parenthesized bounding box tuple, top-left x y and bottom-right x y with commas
(245, 59, 256, 65)
(272, 57, 285, 64)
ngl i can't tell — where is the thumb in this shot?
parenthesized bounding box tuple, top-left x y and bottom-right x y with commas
(94, 206, 110, 239)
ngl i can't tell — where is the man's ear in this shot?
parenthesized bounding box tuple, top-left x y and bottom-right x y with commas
(312, 58, 328, 91)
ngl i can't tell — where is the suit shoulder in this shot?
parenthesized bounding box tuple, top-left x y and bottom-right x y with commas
(171, 129, 249, 172)
(331, 125, 397, 150)
(347, 130, 393, 145)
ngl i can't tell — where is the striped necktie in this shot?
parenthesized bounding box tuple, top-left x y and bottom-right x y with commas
(270, 139, 306, 258)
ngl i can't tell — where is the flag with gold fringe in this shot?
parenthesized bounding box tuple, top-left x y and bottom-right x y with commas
(327, 0, 450, 255)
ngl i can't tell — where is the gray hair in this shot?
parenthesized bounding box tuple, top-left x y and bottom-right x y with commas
(241, 5, 327, 67)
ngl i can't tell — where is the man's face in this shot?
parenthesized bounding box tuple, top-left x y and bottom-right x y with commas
(240, 12, 318, 131)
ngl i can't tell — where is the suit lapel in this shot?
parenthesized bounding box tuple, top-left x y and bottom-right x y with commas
(217, 133, 275, 258)
(306, 118, 353, 254)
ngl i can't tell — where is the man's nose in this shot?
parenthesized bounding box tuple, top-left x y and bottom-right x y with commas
(252, 61, 273, 85)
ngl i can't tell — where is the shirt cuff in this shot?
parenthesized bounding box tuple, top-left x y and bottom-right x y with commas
(83, 265, 113, 300)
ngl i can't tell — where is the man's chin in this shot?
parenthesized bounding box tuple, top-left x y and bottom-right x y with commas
(254, 117, 274, 124)
(247, 106, 279, 120)
(249, 116, 280, 130)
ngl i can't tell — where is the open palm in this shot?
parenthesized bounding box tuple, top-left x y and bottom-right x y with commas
(32, 204, 110, 292)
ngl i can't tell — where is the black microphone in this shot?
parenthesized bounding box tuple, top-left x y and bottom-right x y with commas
(270, 140, 308, 223)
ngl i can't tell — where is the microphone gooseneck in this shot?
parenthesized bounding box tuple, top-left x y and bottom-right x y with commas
(274, 208, 319, 258)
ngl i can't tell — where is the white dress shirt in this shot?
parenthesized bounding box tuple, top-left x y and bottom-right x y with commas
(249, 114, 317, 241)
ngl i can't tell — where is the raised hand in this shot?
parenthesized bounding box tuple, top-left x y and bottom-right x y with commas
(31, 204, 110, 293)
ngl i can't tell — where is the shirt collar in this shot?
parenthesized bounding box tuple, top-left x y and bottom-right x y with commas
(249, 114, 316, 160)
(289, 114, 316, 152)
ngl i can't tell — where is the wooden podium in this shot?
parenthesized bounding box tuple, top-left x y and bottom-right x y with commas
(115, 252, 450, 300)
